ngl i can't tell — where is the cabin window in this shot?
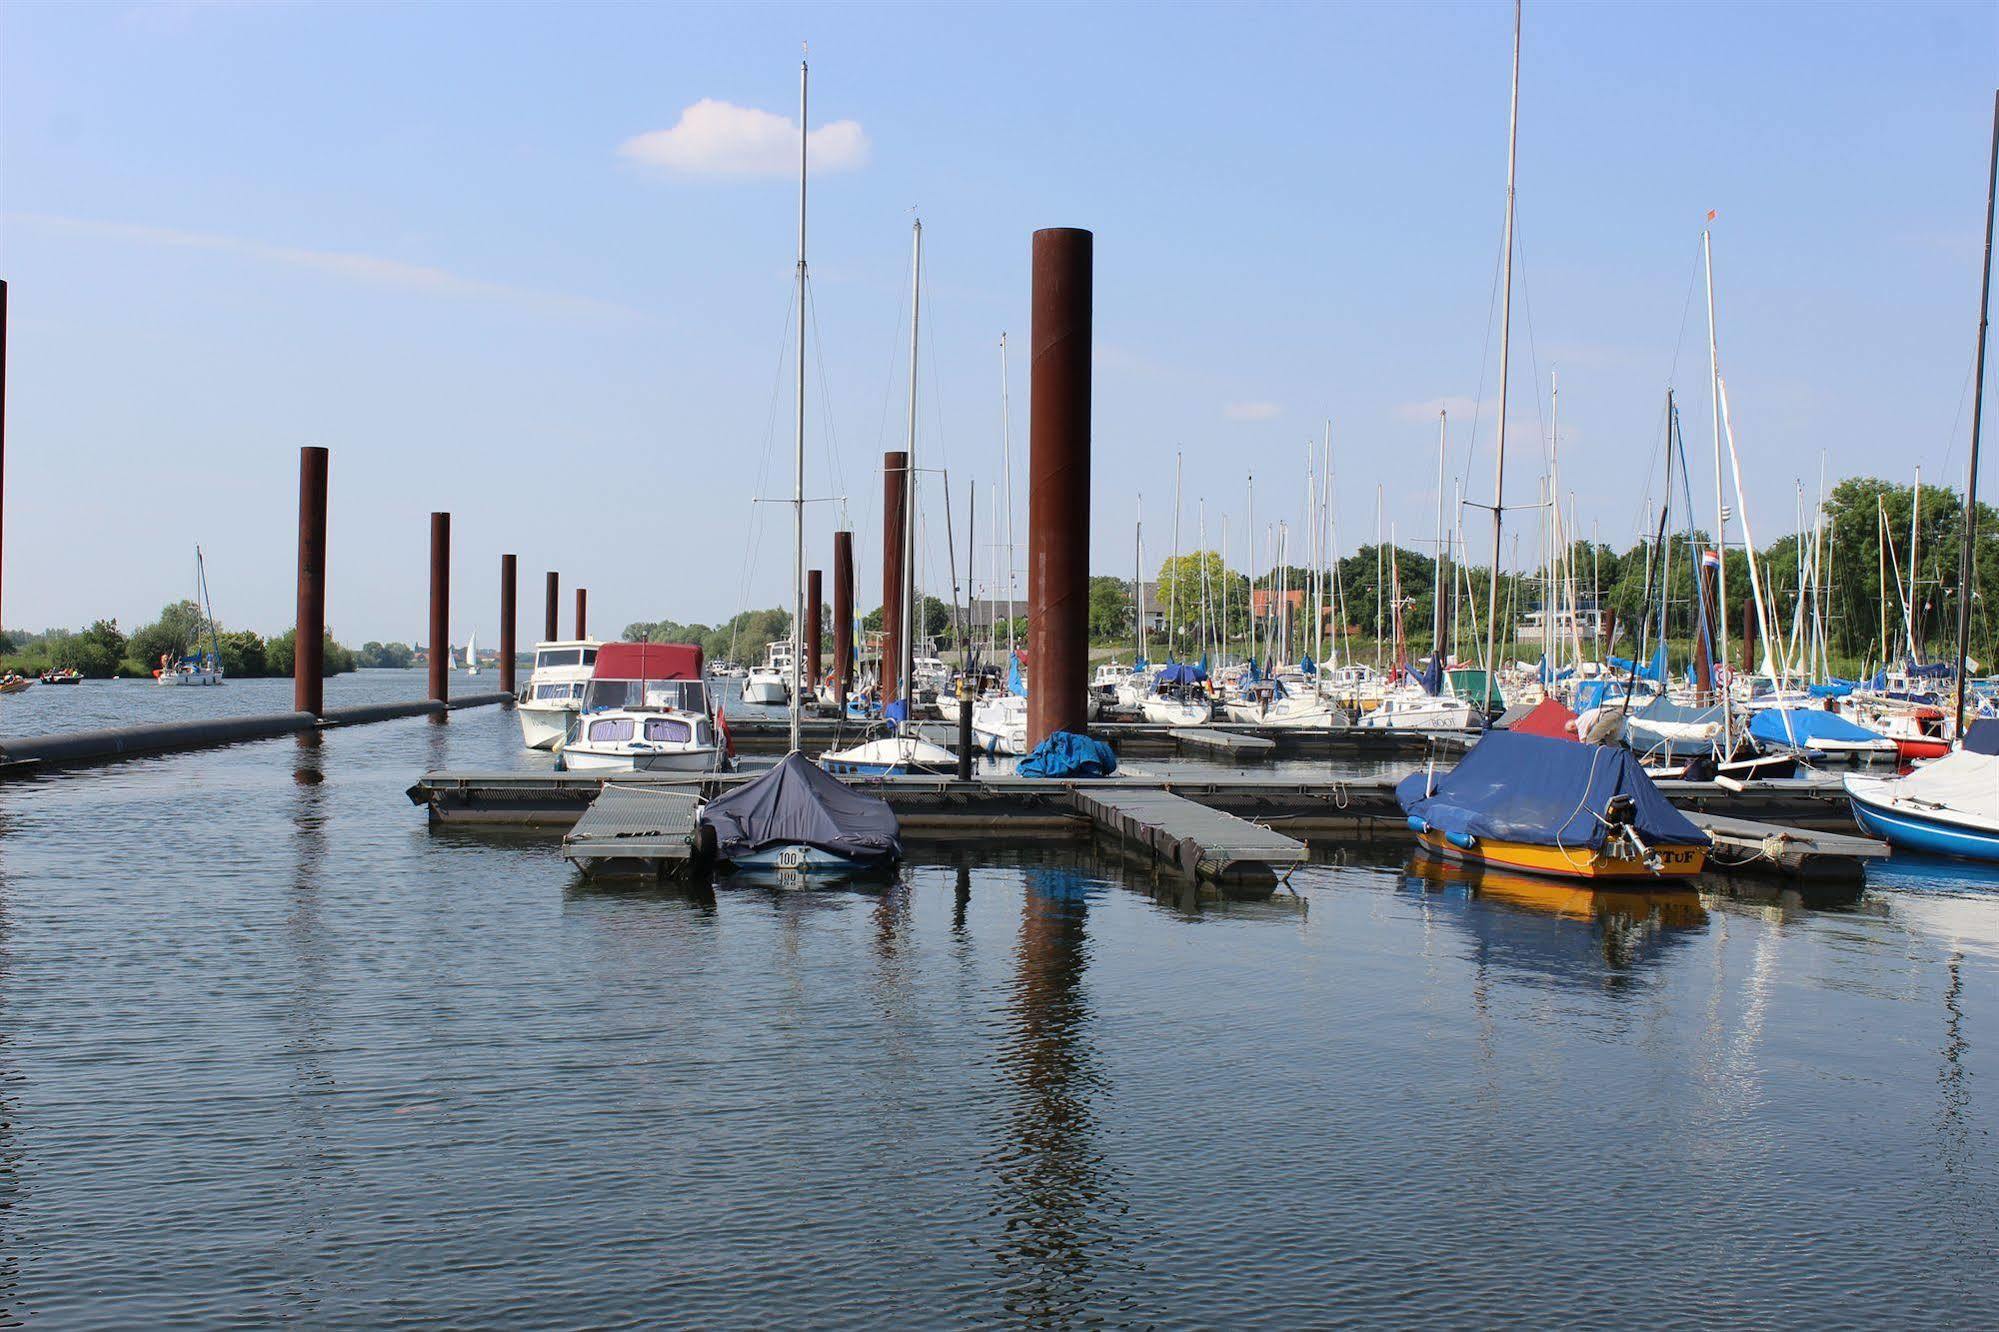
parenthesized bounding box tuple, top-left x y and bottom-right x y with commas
(694, 721, 713, 746)
(538, 648, 582, 669)
(644, 718, 693, 744)
(534, 683, 575, 701)
(581, 648, 598, 666)
(588, 718, 635, 742)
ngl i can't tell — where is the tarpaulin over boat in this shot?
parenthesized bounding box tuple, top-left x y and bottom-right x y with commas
(1509, 697, 1579, 740)
(1965, 718, 1999, 755)
(1156, 663, 1207, 686)
(1017, 730, 1118, 779)
(1396, 732, 1708, 851)
(1633, 695, 1723, 727)
(1747, 708, 1888, 750)
(699, 753, 902, 867)
(593, 642, 702, 680)
(1808, 679, 1857, 698)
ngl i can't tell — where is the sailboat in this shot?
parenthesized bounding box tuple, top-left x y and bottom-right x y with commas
(822, 218, 962, 778)
(464, 631, 480, 676)
(156, 547, 225, 686)
(705, 58, 902, 876)
(1845, 89, 1999, 860)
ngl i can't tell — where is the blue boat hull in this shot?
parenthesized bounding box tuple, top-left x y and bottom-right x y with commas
(1847, 793, 1999, 862)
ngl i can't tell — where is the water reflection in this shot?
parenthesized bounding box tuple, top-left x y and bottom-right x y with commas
(988, 865, 1135, 1325)
(279, 730, 335, 1318)
(0, 802, 19, 1323)
(1400, 856, 1707, 993)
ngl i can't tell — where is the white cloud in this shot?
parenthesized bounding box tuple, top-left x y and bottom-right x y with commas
(1394, 396, 1480, 423)
(8, 212, 630, 317)
(618, 99, 869, 178)
(1224, 401, 1281, 422)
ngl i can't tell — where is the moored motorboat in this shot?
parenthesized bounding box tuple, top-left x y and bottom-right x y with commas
(1398, 731, 1710, 880)
(743, 639, 794, 706)
(517, 638, 602, 750)
(559, 643, 722, 774)
(699, 751, 903, 875)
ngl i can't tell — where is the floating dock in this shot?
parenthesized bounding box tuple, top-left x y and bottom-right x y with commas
(1169, 727, 1276, 759)
(410, 768, 1875, 884)
(748, 716, 1467, 760)
(562, 784, 706, 877)
(1071, 785, 1306, 885)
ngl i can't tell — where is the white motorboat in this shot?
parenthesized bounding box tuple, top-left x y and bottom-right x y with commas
(156, 547, 226, 686)
(518, 638, 601, 750)
(744, 639, 794, 706)
(559, 643, 722, 773)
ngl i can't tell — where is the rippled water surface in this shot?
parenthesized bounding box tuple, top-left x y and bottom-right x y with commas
(1, 701, 1995, 1327)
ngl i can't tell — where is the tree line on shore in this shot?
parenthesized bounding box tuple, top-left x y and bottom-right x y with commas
(0, 599, 422, 679)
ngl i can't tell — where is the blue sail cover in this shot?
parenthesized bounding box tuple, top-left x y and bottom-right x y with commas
(1807, 679, 1857, 698)
(1419, 655, 1444, 697)
(1396, 732, 1708, 850)
(1017, 730, 1119, 779)
(699, 753, 903, 867)
(1007, 655, 1028, 698)
(1747, 708, 1887, 749)
(1156, 663, 1206, 686)
(1964, 719, 1999, 755)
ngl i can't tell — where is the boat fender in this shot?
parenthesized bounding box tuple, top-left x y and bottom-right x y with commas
(1406, 815, 1428, 834)
(1446, 830, 1477, 851)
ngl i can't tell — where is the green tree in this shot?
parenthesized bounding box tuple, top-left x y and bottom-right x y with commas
(128, 599, 207, 670)
(357, 641, 415, 669)
(1088, 576, 1131, 643)
(51, 619, 127, 677)
(267, 629, 357, 678)
(217, 630, 267, 678)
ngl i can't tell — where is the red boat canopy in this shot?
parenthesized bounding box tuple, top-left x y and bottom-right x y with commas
(1511, 696, 1579, 741)
(592, 642, 703, 681)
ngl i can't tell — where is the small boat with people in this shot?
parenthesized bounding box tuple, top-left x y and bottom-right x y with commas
(0, 673, 34, 695)
(37, 667, 82, 685)
(517, 638, 602, 750)
(1399, 731, 1710, 880)
(558, 642, 723, 774)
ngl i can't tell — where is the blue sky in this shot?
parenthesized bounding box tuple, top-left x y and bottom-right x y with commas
(1, 1, 1994, 645)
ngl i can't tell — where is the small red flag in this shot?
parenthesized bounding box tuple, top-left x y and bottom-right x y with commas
(1706, 209, 1718, 221)
(716, 702, 735, 758)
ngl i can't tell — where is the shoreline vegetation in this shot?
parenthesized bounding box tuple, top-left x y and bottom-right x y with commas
(0, 599, 399, 680)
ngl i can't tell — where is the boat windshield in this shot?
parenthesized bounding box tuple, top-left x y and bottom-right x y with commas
(537, 648, 583, 669)
(582, 680, 708, 713)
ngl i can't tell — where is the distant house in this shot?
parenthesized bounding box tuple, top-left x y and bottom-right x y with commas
(1516, 607, 1603, 644)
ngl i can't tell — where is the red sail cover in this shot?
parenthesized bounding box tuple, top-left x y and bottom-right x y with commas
(592, 642, 703, 681)
(1512, 697, 1579, 740)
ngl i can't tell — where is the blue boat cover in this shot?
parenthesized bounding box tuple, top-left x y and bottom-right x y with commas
(1747, 708, 1886, 749)
(1017, 730, 1119, 779)
(1007, 655, 1029, 697)
(1396, 732, 1708, 850)
(884, 697, 910, 723)
(699, 752, 903, 867)
(1156, 662, 1207, 686)
(1807, 679, 1856, 698)
(1964, 718, 1999, 755)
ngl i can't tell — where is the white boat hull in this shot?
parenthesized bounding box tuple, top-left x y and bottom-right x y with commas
(157, 671, 223, 686)
(743, 673, 789, 705)
(1142, 697, 1213, 726)
(560, 745, 721, 774)
(519, 702, 574, 751)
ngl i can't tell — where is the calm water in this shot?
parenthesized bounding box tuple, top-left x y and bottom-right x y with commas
(0, 697, 1995, 1327)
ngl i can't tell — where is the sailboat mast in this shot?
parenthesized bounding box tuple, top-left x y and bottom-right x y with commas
(1483, 0, 1521, 694)
(1703, 227, 1729, 687)
(902, 218, 923, 703)
(1910, 465, 1922, 660)
(1169, 451, 1182, 659)
(1953, 89, 1999, 738)
(789, 59, 808, 754)
(1433, 408, 1447, 657)
(1000, 331, 1017, 655)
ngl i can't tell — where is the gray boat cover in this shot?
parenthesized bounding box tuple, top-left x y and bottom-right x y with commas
(699, 752, 903, 867)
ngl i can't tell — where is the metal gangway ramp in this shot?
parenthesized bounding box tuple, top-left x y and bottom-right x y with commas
(1070, 785, 1308, 886)
(562, 784, 705, 877)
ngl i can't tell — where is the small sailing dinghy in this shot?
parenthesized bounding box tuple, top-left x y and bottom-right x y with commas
(1398, 732, 1710, 881)
(819, 730, 958, 777)
(1845, 720, 1999, 860)
(464, 631, 480, 676)
(700, 752, 903, 874)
